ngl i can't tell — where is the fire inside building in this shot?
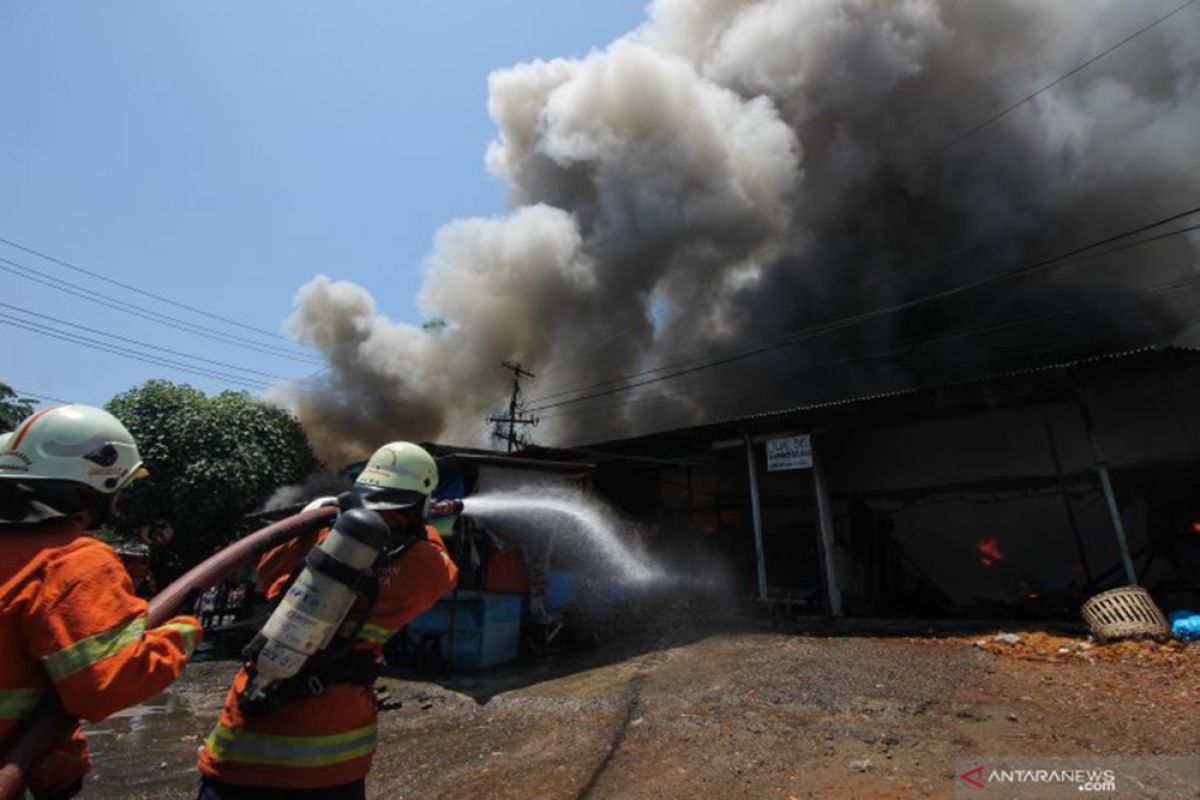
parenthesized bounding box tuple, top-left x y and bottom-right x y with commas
(543, 345, 1200, 621)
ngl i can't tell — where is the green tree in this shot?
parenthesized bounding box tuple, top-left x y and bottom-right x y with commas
(0, 382, 36, 432)
(106, 380, 319, 581)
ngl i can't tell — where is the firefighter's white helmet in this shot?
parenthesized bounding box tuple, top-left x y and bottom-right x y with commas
(0, 405, 146, 494)
(353, 441, 437, 509)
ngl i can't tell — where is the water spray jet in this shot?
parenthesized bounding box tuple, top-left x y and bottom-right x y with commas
(456, 488, 665, 586)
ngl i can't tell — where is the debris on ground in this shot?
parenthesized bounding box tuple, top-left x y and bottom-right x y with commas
(81, 628, 1200, 799)
(930, 631, 1196, 668)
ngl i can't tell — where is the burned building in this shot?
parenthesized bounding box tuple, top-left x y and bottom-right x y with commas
(548, 346, 1200, 621)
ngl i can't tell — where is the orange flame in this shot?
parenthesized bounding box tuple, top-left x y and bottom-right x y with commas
(976, 537, 1005, 568)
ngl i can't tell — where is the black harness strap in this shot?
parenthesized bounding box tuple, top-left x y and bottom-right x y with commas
(239, 515, 424, 717)
(305, 548, 372, 591)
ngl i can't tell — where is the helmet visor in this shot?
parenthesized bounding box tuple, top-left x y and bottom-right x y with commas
(350, 483, 425, 511)
(114, 463, 149, 492)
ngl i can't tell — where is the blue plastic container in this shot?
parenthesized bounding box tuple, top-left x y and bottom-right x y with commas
(1169, 610, 1200, 642)
(407, 591, 522, 669)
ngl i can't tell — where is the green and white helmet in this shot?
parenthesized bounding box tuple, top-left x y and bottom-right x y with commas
(353, 441, 437, 510)
(0, 405, 146, 494)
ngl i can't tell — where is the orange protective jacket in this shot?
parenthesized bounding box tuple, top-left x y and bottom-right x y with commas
(0, 516, 202, 793)
(198, 523, 457, 789)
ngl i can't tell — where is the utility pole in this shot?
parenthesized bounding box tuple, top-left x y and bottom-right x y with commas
(488, 360, 538, 452)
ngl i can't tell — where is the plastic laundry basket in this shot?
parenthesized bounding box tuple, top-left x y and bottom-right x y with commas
(1080, 585, 1170, 642)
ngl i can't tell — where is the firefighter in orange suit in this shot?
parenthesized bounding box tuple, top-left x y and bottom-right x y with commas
(0, 405, 203, 800)
(197, 442, 458, 800)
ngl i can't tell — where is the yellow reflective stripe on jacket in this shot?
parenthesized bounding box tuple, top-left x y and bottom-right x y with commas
(43, 615, 147, 682)
(160, 620, 201, 655)
(337, 621, 392, 645)
(204, 722, 377, 768)
(0, 689, 48, 719)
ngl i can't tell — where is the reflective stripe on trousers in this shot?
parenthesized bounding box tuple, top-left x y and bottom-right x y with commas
(337, 621, 391, 646)
(204, 722, 377, 768)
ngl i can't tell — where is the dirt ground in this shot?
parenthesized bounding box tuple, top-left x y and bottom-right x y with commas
(82, 619, 1199, 799)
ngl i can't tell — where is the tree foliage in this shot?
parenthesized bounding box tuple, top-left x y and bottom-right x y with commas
(106, 380, 319, 580)
(0, 382, 36, 433)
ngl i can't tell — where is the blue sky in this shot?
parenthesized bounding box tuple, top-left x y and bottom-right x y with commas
(1, 1, 647, 410)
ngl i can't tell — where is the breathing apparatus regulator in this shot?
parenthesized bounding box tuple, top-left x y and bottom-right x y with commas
(239, 443, 439, 713)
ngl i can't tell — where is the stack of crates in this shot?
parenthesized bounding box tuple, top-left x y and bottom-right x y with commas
(406, 590, 522, 669)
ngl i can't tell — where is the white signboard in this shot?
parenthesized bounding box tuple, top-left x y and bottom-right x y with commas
(766, 435, 813, 471)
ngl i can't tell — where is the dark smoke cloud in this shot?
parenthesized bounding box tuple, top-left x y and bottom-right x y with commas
(275, 0, 1200, 462)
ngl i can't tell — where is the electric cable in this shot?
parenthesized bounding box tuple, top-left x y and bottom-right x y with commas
(527, 0, 1200, 401)
(925, 0, 1198, 162)
(0, 302, 295, 382)
(0, 315, 271, 390)
(528, 211, 1200, 409)
(525, 167, 1200, 408)
(541, 272, 1200, 426)
(521, 2, 1200, 409)
(0, 236, 310, 347)
(0, 256, 324, 365)
(525, 208, 1200, 414)
(534, 279, 1197, 422)
(4, 388, 74, 406)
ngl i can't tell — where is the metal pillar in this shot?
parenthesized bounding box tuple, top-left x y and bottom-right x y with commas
(1076, 394, 1138, 586)
(810, 435, 844, 617)
(743, 433, 769, 602)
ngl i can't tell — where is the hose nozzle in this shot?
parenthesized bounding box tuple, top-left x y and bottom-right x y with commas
(427, 499, 464, 519)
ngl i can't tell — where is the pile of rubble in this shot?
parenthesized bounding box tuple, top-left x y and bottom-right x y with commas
(950, 631, 1196, 666)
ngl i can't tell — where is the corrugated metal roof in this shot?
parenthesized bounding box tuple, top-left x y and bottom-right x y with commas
(579, 343, 1200, 453)
(726, 345, 1163, 425)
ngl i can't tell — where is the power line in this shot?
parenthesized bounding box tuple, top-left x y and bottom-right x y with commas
(525, 207, 1200, 414)
(0, 255, 320, 363)
(532, 170, 1200, 410)
(0, 236, 310, 347)
(538, 272, 1200, 423)
(456, 7, 1200, 440)
(525, 161, 1200, 408)
(527, 208, 1200, 408)
(523, 2, 1200, 408)
(435, 1, 1200, 446)
(925, 0, 1198, 161)
(0, 315, 271, 390)
(0, 315, 271, 389)
(5, 387, 73, 405)
(0, 302, 296, 382)
(0, 256, 324, 365)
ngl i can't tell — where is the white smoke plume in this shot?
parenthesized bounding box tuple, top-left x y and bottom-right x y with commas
(259, 470, 350, 513)
(275, 0, 1200, 464)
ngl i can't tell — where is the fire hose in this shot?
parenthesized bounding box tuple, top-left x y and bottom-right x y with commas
(0, 504, 338, 800)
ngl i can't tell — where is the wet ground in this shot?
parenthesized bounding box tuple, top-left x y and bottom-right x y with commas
(82, 619, 1199, 799)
